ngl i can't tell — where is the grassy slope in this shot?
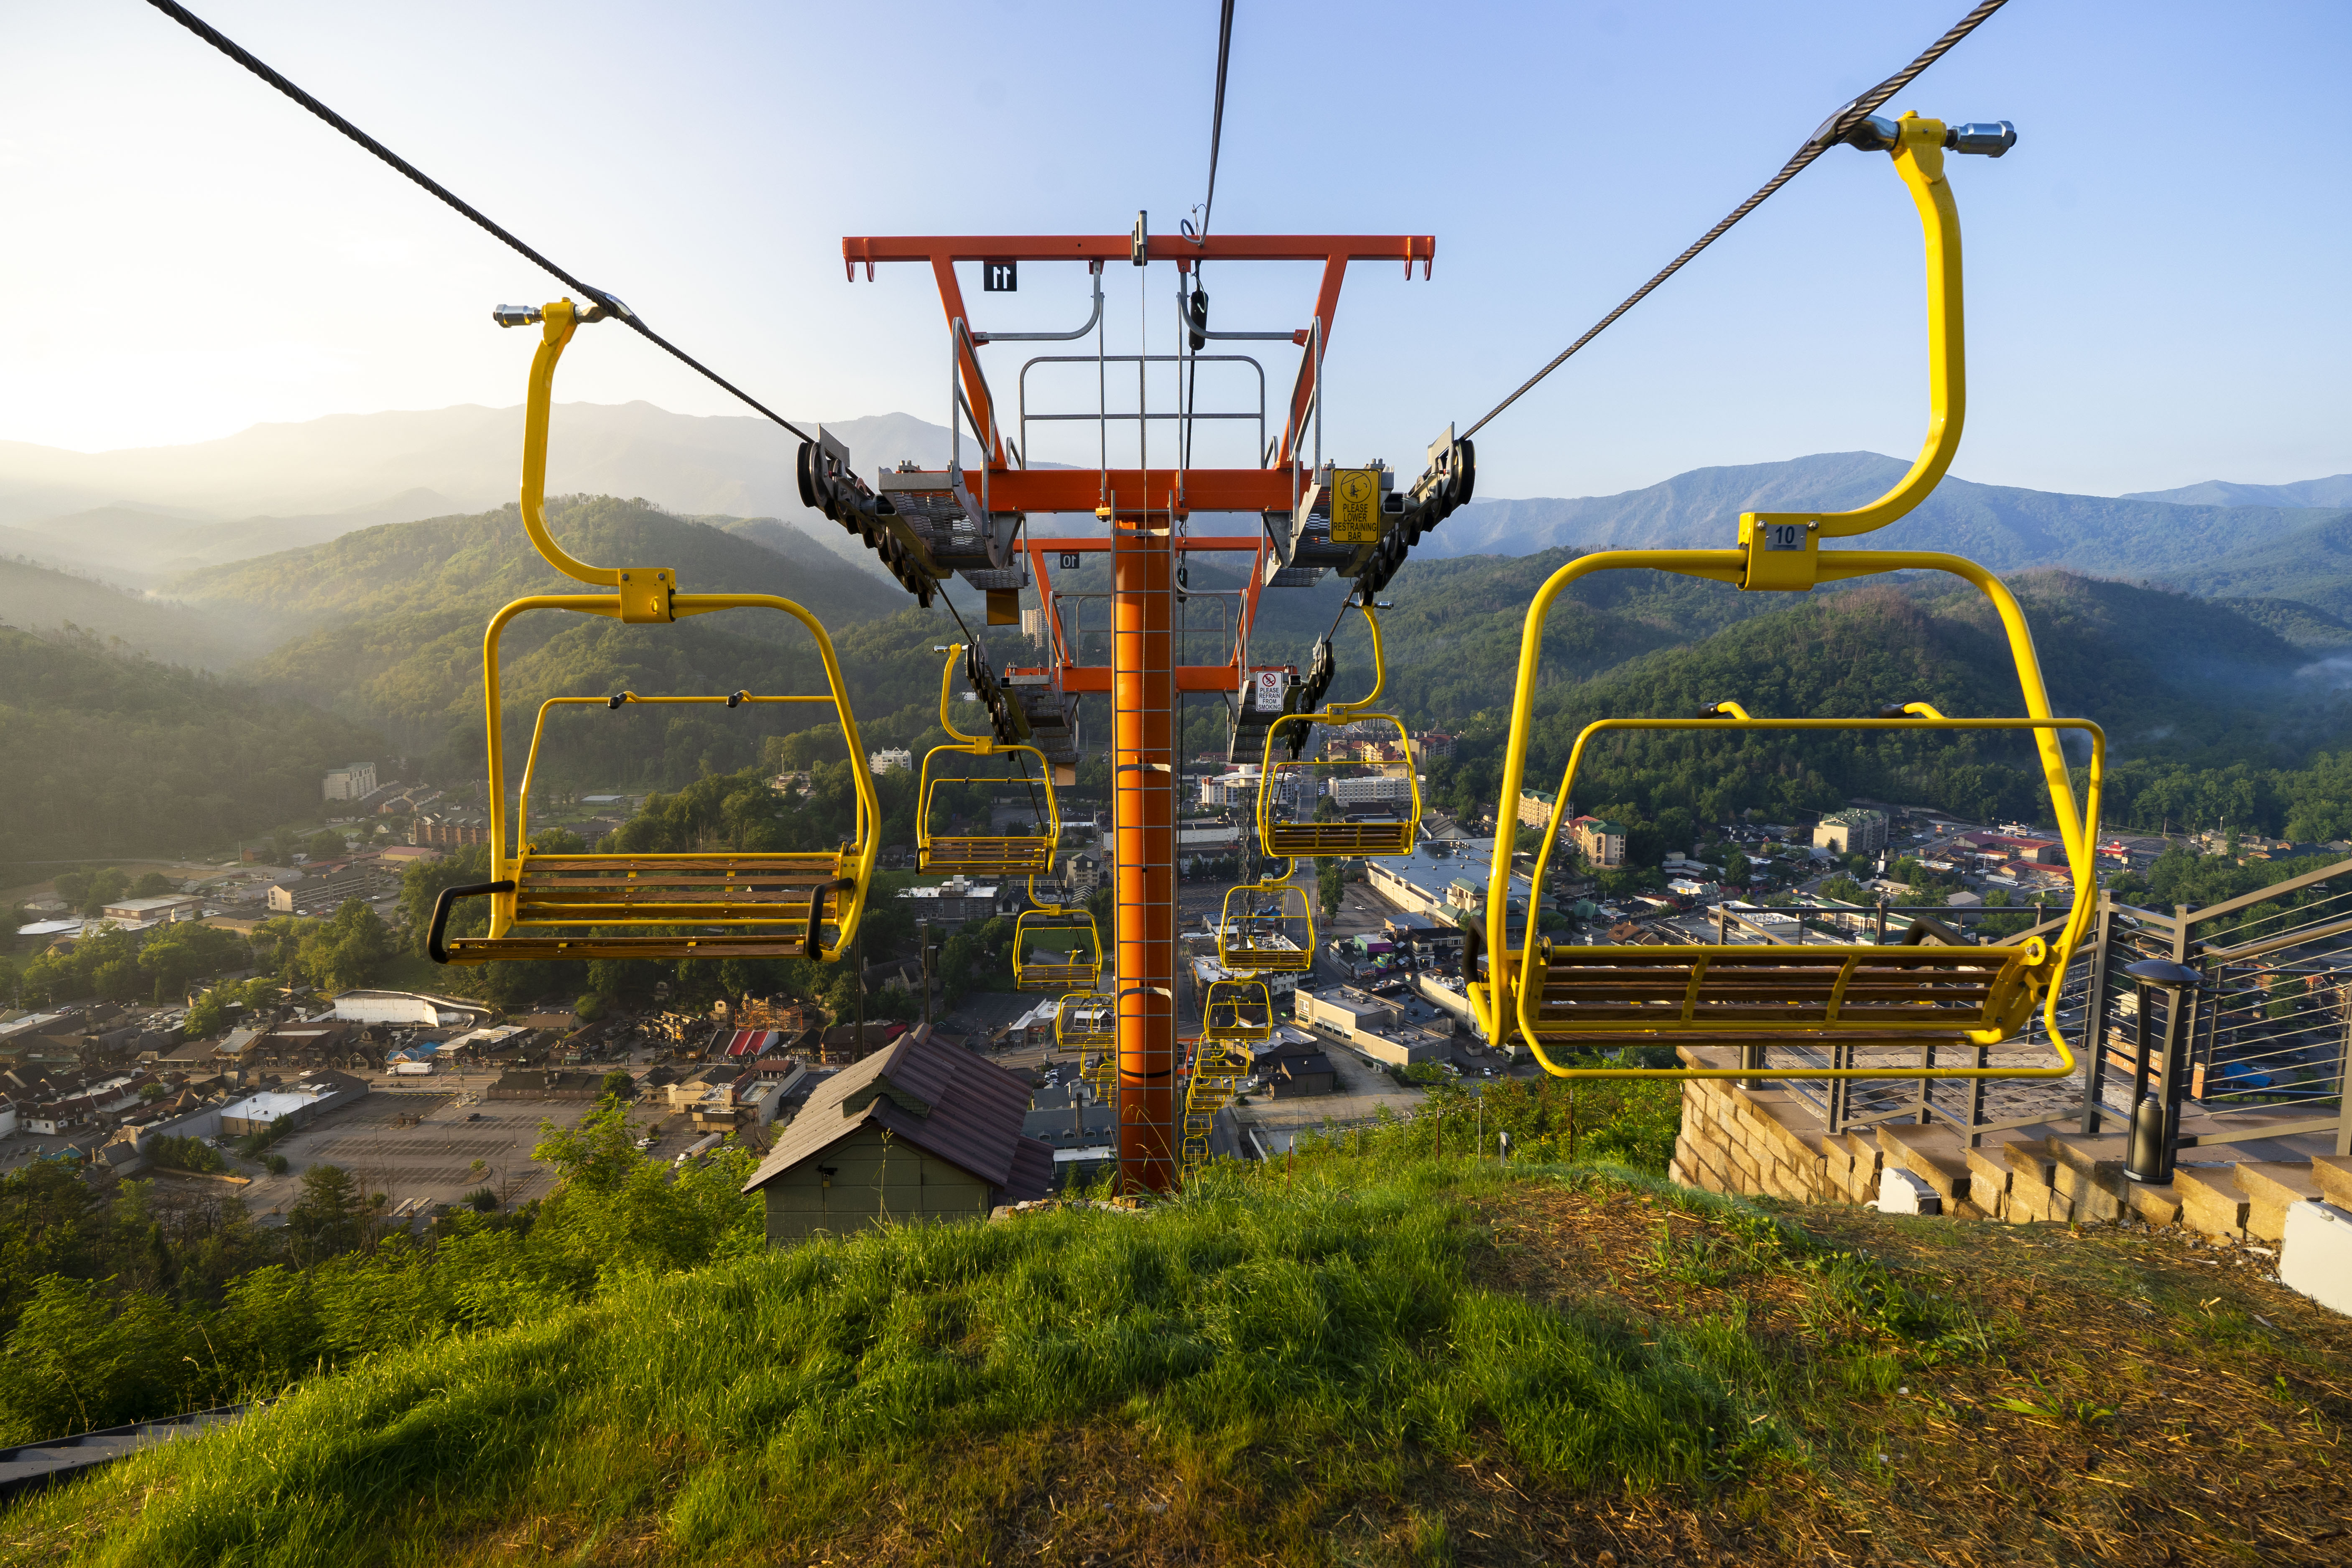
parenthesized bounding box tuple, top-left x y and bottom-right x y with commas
(7, 1160, 2344, 1567)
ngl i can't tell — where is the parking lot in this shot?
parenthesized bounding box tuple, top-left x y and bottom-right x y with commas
(230, 1089, 612, 1221)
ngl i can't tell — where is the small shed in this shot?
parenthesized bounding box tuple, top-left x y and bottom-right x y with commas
(739, 1025, 1053, 1244)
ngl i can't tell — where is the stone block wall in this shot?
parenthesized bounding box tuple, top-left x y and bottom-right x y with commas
(1668, 1073, 1838, 1204)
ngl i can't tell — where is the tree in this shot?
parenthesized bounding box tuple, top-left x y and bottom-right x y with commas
(1317, 857, 1344, 923)
(184, 986, 230, 1039)
(129, 871, 176, 898)
(1818, 874, 1870, 905)
(293, 901, 393, 994)
(57, 867, 130, 918)
(599, 1069, 635, 1101)
(305, 829, 349, 862)
(576, 993, 607, 1023)
(137, 921, 247, 1003)
(285, 1164, 363, 1264)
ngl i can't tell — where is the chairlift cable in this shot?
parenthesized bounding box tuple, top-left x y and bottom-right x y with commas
(1201, 0, 1236, 242)
(1459, 0, 2012, 441)
(142, 0, 817, 446)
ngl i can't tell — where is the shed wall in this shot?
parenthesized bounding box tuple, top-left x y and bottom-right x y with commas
(760, 1124, 995, 1245)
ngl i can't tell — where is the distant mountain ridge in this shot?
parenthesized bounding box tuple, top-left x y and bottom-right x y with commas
(2123, 474, 2352, 508)
(0, 405, 985, 589)
(10, 401, 2346, 594)
(1418, 451, 2351, 577)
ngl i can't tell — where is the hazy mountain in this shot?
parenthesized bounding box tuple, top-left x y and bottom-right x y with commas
(1417, 451, 2349, 578)
(0, 624, 382, 866)
(0, 405, 977, 586)
(0, 558, 274, 669)
(2123, 474, 2352, 508)
(168, 499, 908, 631)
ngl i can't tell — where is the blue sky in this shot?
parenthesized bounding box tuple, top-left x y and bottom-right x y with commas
(4, 0, 2346, 500)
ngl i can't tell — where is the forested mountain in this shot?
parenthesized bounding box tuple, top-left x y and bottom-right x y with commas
(1421, 571, 2344, 836)
(2214, 597, 2352, 653)
(2123, 474, 2352, 508)
(2158, 514, 2352, 618)
(0, 558, 273, 669)
(166, 497, 952, 785)
(168, 496, 904, 630)
(1419, 451, 2350, 580)
(0, 625, 382, 864)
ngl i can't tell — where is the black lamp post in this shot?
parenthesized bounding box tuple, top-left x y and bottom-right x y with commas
(2122, 958, 2204, 1184)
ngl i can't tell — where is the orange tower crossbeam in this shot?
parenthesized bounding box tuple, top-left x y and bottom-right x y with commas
(844, 230, 1432, 1192)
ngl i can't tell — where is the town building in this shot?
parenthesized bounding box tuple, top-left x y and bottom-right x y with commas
(1064, 852, 1102, 899)
(1294, 987, 1450, 1066)
(1569, 816, 1627, 868)
(739, 1025, 1054, 1244)
(895, 876, 1020, 929)
(868, 747, 914, 775)
(1362, 838, 1546, 941)
(486, 1069, 617, 1101)
(99, 895, 203, 925)
(1518, 787, 1559, 831)
(266, 864, 375, 915)
(329, 989, 489, 1028)
(1814, 808, 1890, 857)
(411, 809, 492, 847)
(1414, 732, 1456, 762)
(217, 1071, 367, 1137)
(322, 761, 378, 801)
(1250, 1027, 1336, 1096)
(1329, 774, 1417, 810)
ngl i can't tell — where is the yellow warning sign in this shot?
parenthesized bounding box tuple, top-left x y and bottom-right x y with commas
(1329, 468, 1382, 543)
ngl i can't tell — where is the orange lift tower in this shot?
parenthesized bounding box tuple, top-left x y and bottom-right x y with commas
(811, 220, 1457, 1192)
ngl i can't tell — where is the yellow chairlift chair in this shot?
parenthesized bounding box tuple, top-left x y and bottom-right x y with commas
(1495, 702, 2102, 1083)
(1216, 865, 1316, 974)
(1202, 978, 1275, 1043)
(1181, 1037, 1256, 1178)
(1257, 603, 1423, 859)
(1013, 880, 1103, 991)
(1056, 992, 1118, 1098)
(430, 299, 877, 966)
(1465, 111, 2104, 1084)
(1054, 992, 1115, 1053)
(916, 645, 1059, 877)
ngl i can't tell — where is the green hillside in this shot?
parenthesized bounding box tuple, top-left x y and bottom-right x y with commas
(173, 498, 943, 785)
(0, 625, 383, 866)
(0, 558, 268, 669)
(2215, 596, 2352, 652)
(2163, 513, 2352, 616)
(169, 496, 906, 630)
(1428, 571, 2343, 832)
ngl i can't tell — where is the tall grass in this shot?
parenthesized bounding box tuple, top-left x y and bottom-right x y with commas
(2, 1159, 1974, 1565)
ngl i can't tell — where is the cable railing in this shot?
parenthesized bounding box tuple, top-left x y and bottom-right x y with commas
(1744, 864, 2352, 1154)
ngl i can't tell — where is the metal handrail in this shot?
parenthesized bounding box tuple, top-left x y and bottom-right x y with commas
(1019, 353, 1264, 470)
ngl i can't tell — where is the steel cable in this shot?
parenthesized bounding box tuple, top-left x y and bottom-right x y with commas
(143, 0, 815, 445)
(1460, 0, 2011, 440)
(1201, 0, 1236, 240)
